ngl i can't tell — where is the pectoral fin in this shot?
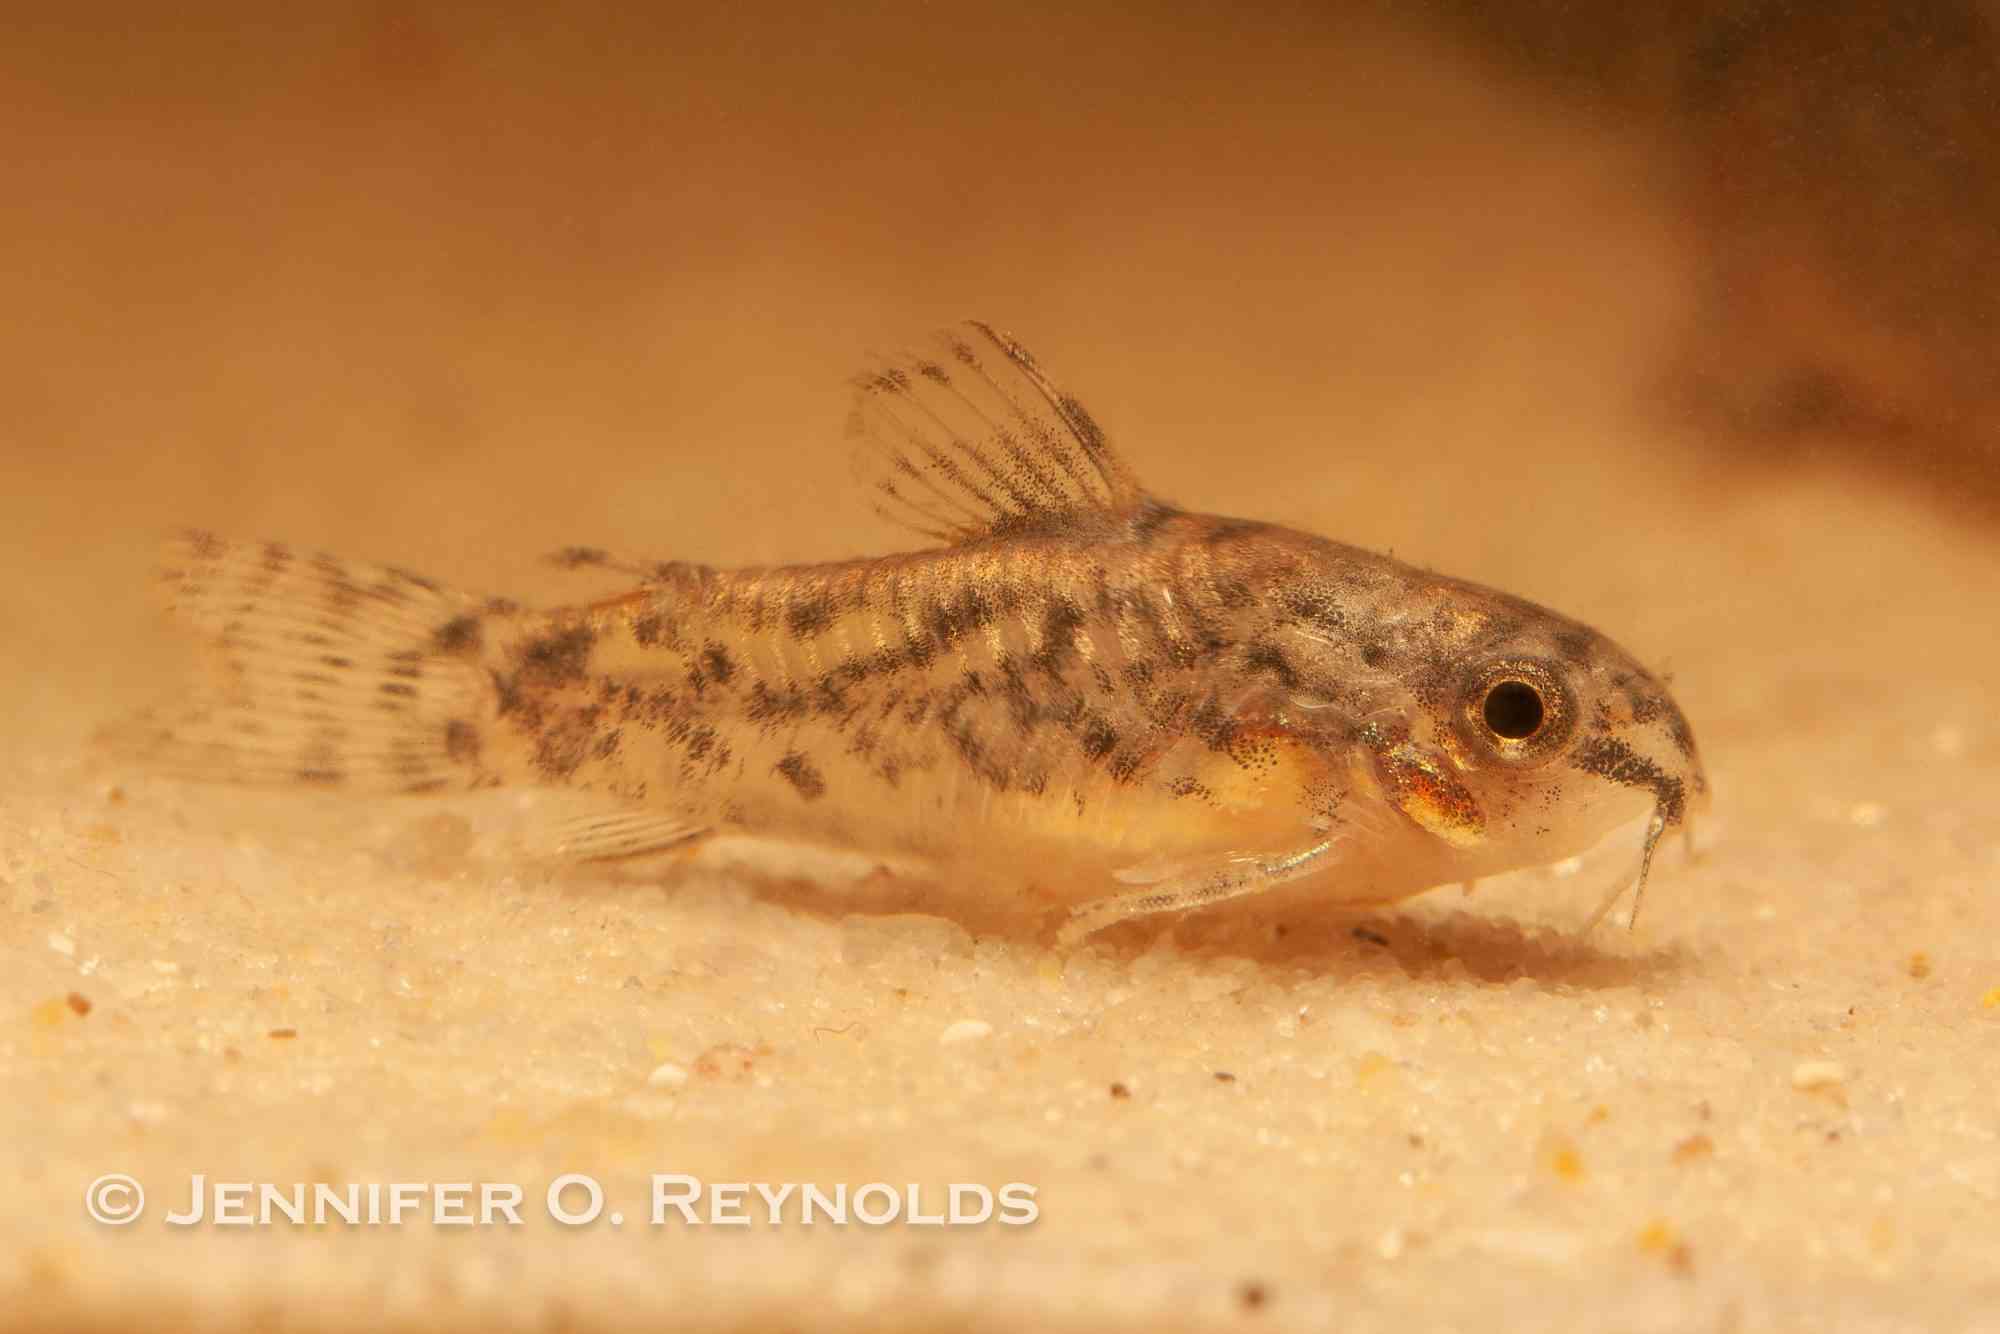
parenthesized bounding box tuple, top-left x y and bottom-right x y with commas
(1058, 839, 1338, 947)
(534, 808, 712, 863)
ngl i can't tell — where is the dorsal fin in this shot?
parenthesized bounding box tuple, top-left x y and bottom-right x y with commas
(847, 321, 1148, 544)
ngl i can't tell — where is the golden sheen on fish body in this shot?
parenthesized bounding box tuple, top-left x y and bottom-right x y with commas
(130, 322, 1708, 943)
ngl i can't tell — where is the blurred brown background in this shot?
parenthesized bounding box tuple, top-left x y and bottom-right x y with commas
(1436, 0, 2000, 449)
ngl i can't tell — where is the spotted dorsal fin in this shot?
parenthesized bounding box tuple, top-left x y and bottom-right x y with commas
(847, 321, 1148, 544)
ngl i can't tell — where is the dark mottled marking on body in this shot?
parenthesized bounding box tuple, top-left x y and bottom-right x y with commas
(1243, 641, 1299, 689)
(902, 629, 938, 669)
(1106, 747, 1147, 784)
(787, 586, 834, 638)
(1281, 586, 1345, 631)
(1043, 680, 1086, 729)
(1178, 591, 1233, 657)
(864, 646, 903, 679)
(814, 675, 852, 718)
(432, 614, 482, 655)
(775, 750, 826, 800)
(533, 703, 603, 780)
(701, 643, 736, 685)
(534, 734, 587, 780)
(1190, 696, 1238, 753)
(1078, 715, 1119, 760)
(682, 724, 717, 762)
(1034, 598, 1085, 675)
(1209, 574, 1257, 610)
(490, 669, 523, 718)
(748, 682, 809, 725)
(1146, 686, 1196, 731)
(925, 585, 994, 649)
(444, 719, 481, 763)
(517, 624, 595, 687)
(1000, 670, 1043, 736)
(947, 720, 983, 766)
(312, 555, 362, 612)
(948, 719, 1016, 790)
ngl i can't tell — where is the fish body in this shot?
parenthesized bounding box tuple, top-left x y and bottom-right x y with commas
(137, 323, 1706, 938)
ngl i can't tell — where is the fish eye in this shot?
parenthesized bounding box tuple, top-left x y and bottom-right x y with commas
(1460, 658, 1574, 763)
(1482, 680, 1545, 739)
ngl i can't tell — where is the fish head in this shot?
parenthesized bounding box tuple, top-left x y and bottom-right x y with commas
(1358, 607, 1708, 899)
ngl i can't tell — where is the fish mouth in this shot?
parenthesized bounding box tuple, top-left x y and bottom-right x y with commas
(1566, 721, 1708, 933)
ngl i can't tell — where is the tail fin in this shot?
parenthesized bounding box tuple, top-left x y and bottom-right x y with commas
(117, 530, 500, 794)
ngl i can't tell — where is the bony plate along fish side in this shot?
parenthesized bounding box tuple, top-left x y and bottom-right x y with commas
(122, 321, 1708, 943)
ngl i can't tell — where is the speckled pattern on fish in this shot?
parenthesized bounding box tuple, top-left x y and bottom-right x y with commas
(125, 322, 1708, 941)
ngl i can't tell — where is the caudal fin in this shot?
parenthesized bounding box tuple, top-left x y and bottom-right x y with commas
(116, 530, 500, 794)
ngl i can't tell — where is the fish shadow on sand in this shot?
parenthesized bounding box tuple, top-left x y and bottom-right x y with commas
(555, 854, 1692, 992)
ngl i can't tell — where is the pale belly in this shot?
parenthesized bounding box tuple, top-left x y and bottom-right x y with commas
(698, 718, 1345, 909)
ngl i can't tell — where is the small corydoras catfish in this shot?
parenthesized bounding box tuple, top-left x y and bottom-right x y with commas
(135, 322, 1707, 943)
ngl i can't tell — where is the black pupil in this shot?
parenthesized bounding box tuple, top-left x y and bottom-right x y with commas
(1483, 680, 1545, 740)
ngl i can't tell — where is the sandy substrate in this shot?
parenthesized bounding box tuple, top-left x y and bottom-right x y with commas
(4, 7, 1997, 1331)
